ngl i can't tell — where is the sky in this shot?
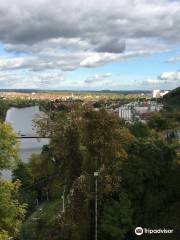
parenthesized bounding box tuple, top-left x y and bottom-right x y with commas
(0, 0, 180, 90)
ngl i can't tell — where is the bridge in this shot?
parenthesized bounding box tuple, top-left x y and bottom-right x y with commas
(16, 134, 49, 139)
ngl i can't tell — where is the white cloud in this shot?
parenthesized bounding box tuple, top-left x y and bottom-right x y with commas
(1, 0, 180, 53)
(85, 73, 112, 84)
(0, 70, 65, 89)
(146, 79, 161, 84)
(139, 71, 180, 90)
(0, 0, 180, 89)
(80, 50, 160, 68)
(159, 71, 180, 81)
(0, 49, 163, 74)
(166, 55, 180, 63)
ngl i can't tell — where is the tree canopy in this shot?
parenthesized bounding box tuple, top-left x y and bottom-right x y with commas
(0, 123, 19, 170)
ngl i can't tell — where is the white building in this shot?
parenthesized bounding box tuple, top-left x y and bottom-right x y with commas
(119, 107, 132, 121)
(134, 106, 149, 114)
(152, 90, 169, 98)
(160, 91, 169, 97)
(118, 100, 163, 122)
(152, 90, 161, 98)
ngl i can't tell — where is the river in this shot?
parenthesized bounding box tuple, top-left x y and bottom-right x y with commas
(2, 106, 49, 179)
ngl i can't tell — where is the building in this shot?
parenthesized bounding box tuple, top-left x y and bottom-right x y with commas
(152, 90, 169, 98)
(118, 100, 163, 122)
(152, 90, 161, 98)
(119, 106, 133, 121)
(160, 90, 169, 97)
(134, 106, 149, 114)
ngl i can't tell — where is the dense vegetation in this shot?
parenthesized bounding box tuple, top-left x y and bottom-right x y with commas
(0, 99, 10, 122)
(0, 123, 26, 239)
(14, 109, 180, 239)
(0, 89, 179, 239)
(163, 87, 180, 111)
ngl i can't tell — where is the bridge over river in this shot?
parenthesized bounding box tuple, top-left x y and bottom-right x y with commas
(16, 133, 49, 139)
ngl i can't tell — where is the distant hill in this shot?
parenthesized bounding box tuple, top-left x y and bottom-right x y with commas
(0, 89, 151, 94)
(163, 87, 180, 110)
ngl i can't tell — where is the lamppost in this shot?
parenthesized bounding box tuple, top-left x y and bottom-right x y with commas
(94, 171, 99, 240)
(61, 186, 66, 213)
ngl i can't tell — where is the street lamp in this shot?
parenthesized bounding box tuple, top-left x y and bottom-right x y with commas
(61, 186, 66, 213)
(94, 171, 99, 240)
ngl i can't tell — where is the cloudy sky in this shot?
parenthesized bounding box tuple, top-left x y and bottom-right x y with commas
(0, 0, 180, 90)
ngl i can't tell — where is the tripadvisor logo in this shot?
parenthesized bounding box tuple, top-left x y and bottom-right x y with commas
(135, 227, 143, 235)
(135, 227, 174, 236)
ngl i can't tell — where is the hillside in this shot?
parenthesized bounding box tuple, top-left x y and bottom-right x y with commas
(163, 87, 180, 110)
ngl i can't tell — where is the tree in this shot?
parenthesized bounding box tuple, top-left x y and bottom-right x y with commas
(35, 110, 83, 190)
(148, 112, 170, 131)
(18, 106, 180, 240)
(0, 122, 26, 239)
(101, 194, 132, 240)
(31, 108, 135, 240)
(12, 161, 38, 213)
(0, 99, 10, 122)
(121, 138, 180, 235)
(0, 180, 26, 239)
(129, 121, 150, 138)
(0, 123, 19, 170)
(82, 109, 133, 172)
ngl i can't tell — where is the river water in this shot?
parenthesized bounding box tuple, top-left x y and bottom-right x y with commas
(2, 106, 49, 179)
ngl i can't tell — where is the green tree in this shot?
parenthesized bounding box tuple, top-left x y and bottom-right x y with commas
(31, 108, 135, 240)
(101, 194, 132, 240)
(12, 161, 38, 214)
(0, 180, 26, 239)
(0, 121, 26, 239)
(0, 123, 19, 170)
(0, 99, 10, 122)
(148, 112, 170, 131)
(121, 138, 180, 234)
(129, 121, 150, 138)
(18, 106, 180, 240)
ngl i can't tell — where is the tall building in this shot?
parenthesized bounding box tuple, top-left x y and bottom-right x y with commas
(119, 106, 132, 121)
(152, 90, 161, 98)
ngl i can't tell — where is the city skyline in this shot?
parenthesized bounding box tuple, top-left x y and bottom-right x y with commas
(0, 0, 180, 90)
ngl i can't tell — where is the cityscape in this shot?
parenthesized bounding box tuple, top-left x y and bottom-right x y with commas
(0, 89, 168, 124)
